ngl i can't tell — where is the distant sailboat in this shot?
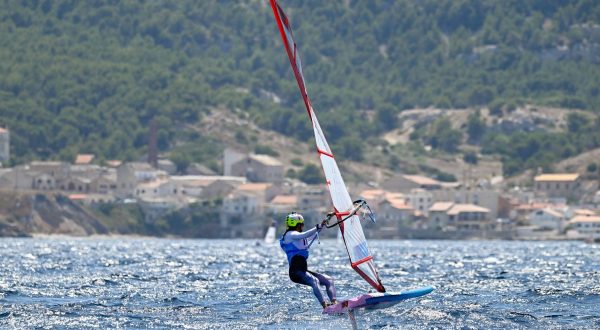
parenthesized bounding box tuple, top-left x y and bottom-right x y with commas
(264, 220, 277, 245)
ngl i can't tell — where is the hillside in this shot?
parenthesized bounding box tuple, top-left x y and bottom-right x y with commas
(0, 1, 599, 178)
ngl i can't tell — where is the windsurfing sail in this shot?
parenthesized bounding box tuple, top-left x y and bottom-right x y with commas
(269, 0, 385, 293)
(264, 220, 277, 245)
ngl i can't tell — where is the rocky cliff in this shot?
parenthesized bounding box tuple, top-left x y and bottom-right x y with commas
(0, 191, 108, 237)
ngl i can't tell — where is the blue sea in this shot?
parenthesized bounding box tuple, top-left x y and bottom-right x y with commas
(0, 238, 599, 329)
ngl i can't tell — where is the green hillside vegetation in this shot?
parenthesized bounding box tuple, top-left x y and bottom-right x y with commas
(1, 1, 599, 177)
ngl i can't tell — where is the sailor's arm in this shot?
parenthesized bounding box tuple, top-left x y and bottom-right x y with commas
(284, 223, 326, 242)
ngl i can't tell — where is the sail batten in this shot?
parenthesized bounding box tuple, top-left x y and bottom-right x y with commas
(269, 0, 385, 293)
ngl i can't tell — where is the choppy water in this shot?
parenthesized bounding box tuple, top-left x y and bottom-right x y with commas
(0, 238, 599, 329)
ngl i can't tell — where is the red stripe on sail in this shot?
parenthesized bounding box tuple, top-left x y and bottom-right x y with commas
(352, 264, 386, 293)
(351, 256, 373, 268)
(317, 148, 334, 158)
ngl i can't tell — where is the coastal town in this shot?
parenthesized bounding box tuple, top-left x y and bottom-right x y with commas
(1, 126, 599, 241)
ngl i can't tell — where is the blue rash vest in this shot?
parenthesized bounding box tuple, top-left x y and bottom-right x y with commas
(280, 231, 310, 265)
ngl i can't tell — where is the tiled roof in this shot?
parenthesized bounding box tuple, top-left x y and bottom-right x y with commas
(271, 195, 298, 205)
(447, 204, 490, 215)
(574, 209, 596, 216)
(534, 173, 579, 182)
(388, 200, 413, 210)
(68, 194, 88, 200)
(429, 202, 454, 212)
(359, 189, 386, 200)
(570, 215, 600, 223)
(238, 182, 272, 191)
(74, 154, 94, 165)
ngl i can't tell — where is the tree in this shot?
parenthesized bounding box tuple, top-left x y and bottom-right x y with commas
(466, 110, 486, 144)
(463, 151, 478, 165)
(428, 117, 463, 152)
(298, 164, 325, 184)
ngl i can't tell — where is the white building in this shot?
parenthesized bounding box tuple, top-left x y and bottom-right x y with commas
(135, 178, 173, 199)
(223, 148, 245, 176)
(527, 208, 567, 232)
(534, 173, 582, 200)
(569, 215, 600, 240)
(405, 188, 434, 216)
(429, 202, 491, 230)
(432, 188, 500, 220)
(116, 162, 168, 198)
(0, 127, 9, 165)
(230, 154, 284, 184)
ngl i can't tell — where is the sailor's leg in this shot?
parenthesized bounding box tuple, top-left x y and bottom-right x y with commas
(293, 271, 325, 306)
(309, 271, 337, 303)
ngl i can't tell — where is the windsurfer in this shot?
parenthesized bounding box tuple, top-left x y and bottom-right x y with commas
(280, 212, 337, 308)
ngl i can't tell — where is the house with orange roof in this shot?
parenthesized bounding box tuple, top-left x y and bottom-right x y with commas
(534, 173, 581, 200)
(428, 202, 455, 229)
(432, 188, 500, 220)
(266, 194, 298, 215)
(370, 197, 414, 238)
(446, 204, 491, 230)
(568, 214, 600, 240)
(428, 202, 491, 230)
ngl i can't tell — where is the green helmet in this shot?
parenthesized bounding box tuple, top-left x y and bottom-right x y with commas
(285, 212, 304, 227)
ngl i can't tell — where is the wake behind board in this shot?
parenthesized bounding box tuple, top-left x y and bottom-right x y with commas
(323, 286, 434, 315)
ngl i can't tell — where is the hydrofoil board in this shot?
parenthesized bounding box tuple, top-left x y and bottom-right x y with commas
(323, 286, 433, 314)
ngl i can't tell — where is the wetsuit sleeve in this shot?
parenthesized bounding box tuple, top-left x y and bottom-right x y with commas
(283, 225, 323, 243)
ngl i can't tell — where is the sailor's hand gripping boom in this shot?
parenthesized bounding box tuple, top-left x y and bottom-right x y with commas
(325, 199, 376, 229)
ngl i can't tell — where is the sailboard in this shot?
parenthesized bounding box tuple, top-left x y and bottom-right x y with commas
(269, 0, 433, 315)
(323, 286, 434, 315)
